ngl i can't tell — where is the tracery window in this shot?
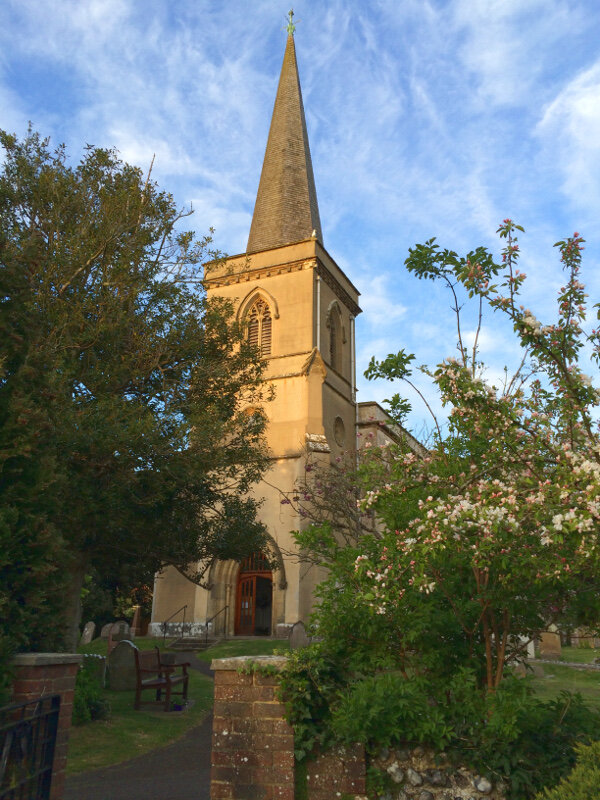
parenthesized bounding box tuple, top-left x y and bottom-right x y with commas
(247, 299, 272, 356)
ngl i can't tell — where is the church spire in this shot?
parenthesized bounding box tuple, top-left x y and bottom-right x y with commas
(246, 27, 323, 254)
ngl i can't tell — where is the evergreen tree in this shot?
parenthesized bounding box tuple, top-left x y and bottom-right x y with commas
(0, 129, 270, 663)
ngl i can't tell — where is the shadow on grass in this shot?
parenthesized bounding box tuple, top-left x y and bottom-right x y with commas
(69, 636, 290, 775)
(66, 670, 213, 775)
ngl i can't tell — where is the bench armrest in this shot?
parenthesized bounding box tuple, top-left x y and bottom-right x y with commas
(157, 660, 190, 674)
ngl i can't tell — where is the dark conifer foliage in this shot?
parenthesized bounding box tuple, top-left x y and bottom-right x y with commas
(0, 129, 270, 675)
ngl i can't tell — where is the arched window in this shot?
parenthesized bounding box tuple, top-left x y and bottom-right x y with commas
(247, 299, 272, 356)
(328, 306, 343, 372)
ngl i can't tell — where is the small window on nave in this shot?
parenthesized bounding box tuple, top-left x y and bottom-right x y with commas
(329, 307, 343, 372)
(246, 298, 272, 356)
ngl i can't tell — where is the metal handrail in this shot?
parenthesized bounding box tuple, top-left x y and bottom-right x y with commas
(161, 604, 188, 647)
(205, 605, 228, 644)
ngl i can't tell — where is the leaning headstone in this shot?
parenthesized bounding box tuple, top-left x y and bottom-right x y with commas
(289, 621, 310, 650)
(539, 628, 562, 660)
(80, 621, 96, 645)
(108, 640, 138, 691)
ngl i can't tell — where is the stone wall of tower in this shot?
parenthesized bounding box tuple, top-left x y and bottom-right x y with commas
(151, 239, 360, 634)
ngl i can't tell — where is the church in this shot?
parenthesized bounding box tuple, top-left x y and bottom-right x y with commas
(149, 24, 408, 639)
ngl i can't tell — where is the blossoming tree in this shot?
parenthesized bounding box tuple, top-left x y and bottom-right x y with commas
(352, 221, 600, 692)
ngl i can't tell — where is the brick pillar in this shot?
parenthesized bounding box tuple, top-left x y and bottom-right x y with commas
(12, 653, 82, 800)
(211, 655, 294, 800)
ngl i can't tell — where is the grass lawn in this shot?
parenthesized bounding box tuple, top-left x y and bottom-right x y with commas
(527, 645, 600, 708)
(66, 670, 213, 774)
(559, 645, 600, 664)
(195, 637, 288, 662)
(528, 664, 600, 709)
(78, 635, 289, 660)
(67, 636, 289, 775)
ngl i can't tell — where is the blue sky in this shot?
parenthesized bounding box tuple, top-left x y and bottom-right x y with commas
(2, 0, 600, 436)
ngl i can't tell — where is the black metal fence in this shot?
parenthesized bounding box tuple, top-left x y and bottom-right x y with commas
(0, 695, 60, 800)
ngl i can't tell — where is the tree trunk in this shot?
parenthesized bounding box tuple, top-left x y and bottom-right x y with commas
(62, 554, 88, 652)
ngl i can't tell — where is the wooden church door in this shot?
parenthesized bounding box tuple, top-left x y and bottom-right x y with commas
(235, 552, 272, 635)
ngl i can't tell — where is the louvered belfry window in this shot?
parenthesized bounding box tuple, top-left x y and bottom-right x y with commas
(247, 299, 272, 356)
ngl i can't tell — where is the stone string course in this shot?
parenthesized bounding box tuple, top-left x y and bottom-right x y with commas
(372, 746, 506, 800)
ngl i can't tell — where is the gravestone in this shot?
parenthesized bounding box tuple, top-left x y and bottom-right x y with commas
(100, 622, 113, 639)
(130, 605, 141, 636)
(101, 619, 131, 640)
(108, 640, 138, 691)
(574, 627, 600, 649)
(107, 620, 132, 656)
(111, 620, 131, 641)
(539, 627, 562, 660)
(80, 621, 96, 645)
(289, 621, 310, 650)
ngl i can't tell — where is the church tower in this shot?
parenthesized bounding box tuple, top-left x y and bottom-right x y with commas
(151, 23, 361, 638)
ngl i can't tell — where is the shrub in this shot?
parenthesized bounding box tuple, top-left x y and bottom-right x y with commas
(535, 740, 600, 800)
(72, 659, 110, 726)
(331, 671, 453, 751)
(278, 644, 345, 760)
(281, 646, 599, 800)
(465, 689, 599, 799)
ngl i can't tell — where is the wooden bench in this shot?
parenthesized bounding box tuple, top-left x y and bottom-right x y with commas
(133, 647, 190, 712)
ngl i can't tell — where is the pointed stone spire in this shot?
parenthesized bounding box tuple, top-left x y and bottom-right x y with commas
(247, 33, 323, 254)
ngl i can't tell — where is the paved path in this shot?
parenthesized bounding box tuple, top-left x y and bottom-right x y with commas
(65, 658, 214, 800)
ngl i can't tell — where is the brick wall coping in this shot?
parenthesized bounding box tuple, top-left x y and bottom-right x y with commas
(12, 653, 83, 667)
(210, 654, 288, 671)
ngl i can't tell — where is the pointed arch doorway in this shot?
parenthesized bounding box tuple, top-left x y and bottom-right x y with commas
(235, 552, 273, 636)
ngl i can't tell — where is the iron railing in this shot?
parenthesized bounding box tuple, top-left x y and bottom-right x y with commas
(161, 604, 189, 647)
(205, 605, 229, 644)
(0, 695, 60, 800)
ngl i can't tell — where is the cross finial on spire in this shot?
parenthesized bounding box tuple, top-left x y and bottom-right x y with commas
(286, 8, 296, 36)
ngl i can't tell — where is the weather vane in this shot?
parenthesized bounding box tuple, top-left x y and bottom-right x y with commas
(286, 8, 297, 36)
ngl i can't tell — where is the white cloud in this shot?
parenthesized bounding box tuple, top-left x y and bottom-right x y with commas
(452, 0, 581, 108)
(537, 60, 600, 215)
(359, 274, 407, 326)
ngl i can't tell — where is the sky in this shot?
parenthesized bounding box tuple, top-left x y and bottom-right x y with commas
(2, 0, 600, 437)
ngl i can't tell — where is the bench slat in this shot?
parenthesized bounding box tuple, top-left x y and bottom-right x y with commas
(133, 646, 190, 711)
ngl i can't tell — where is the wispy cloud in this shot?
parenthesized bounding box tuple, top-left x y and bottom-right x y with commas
(2, 0, 600, 433)
(537, 60, 600, 220)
